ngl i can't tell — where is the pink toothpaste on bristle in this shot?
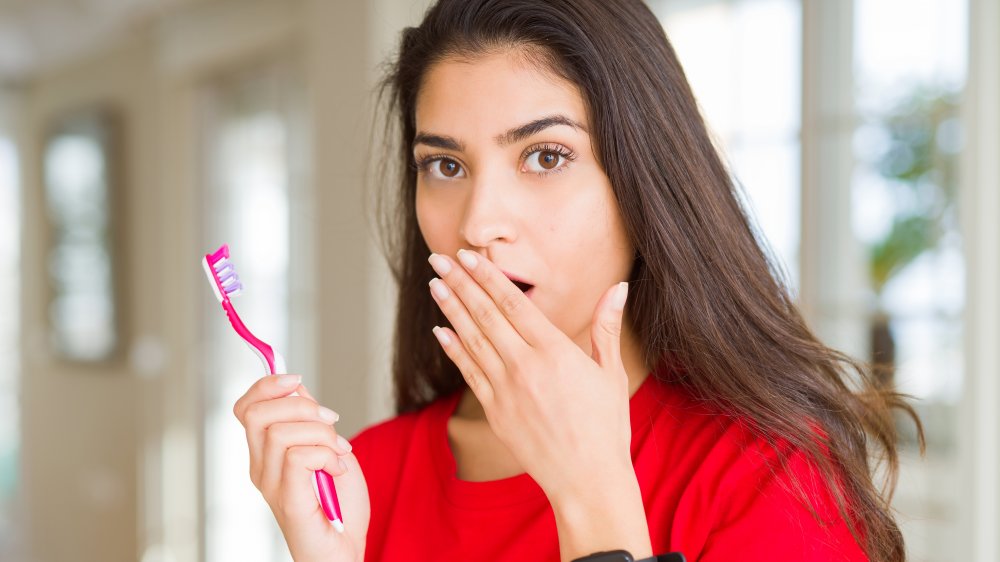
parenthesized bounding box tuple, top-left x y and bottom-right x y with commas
(202, 244, 345, 532)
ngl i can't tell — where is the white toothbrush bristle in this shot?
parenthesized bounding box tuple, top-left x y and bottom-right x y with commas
(201, 258, 225, 303)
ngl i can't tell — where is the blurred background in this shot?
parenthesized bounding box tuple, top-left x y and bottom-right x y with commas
(0, 0, 996, 561)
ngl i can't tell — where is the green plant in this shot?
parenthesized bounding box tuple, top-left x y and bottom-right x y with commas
(866, 86, 960, 298)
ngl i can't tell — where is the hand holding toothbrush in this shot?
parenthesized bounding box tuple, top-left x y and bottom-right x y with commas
(234, 375, 371, 562)
(203, 244, 370, 561)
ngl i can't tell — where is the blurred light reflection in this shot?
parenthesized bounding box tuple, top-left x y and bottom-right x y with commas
(42, 116, 117, 361)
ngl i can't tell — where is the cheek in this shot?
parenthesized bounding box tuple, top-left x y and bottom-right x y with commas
(600, 220, 634, 279)
(540, 198, 631, 298)
(547, 193, 631, 267)
(416, 186, 461, 252)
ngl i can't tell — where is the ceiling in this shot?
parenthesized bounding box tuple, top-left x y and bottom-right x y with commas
(0, 0, 192, 83)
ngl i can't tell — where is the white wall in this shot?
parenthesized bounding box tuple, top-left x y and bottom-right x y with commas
(18, 31, 156, 562)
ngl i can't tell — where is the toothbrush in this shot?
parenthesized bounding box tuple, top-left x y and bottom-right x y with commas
(202, 243, 345, 533)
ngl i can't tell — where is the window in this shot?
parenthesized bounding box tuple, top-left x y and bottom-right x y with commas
(42, 112, 119, 362)
(649, 0, 803, 289)
(200, 64, 304, 562)
(652, 1, 970, 559)
(852, 0, 968, 559)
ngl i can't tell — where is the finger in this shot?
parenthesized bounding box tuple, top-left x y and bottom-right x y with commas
(243, 396, 341, 471)
(429, 276, 508, 380)
(590, 282, 628, 369)
(278, 445, 348, 524)
(295, 383, 318, 403)
(234, 374, 304, 422)
(331, 451, 370, 534)
(429, 253, 530, 360)
(451, 249, 556, 347)
(261, 421, 352, 497)
(432, 325, 495, 407)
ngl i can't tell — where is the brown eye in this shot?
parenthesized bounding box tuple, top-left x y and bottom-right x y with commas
(420, 157, 465, 179)
(537, 151, 559, 170)
(524, 148, 570, 174)
(439, 159, 461, 177)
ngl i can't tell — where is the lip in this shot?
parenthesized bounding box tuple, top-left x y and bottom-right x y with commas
(500, 269, 535, 295)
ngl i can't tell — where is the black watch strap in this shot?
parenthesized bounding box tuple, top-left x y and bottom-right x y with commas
(642, 554, 686, 562)
(571, 550, 634, 561)
(572, 551, 686, 562)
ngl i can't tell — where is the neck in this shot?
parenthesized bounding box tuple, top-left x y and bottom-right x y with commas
(455, 321, 650, 422)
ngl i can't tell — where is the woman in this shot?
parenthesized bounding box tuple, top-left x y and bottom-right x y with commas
(233, 1, 921, 560)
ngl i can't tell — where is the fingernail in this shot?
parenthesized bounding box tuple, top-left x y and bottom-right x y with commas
(429, 278, 450, 300)
(612, 282, 629, 311)
(277, 374, 302, 387)
(318, 406, 340, 424)
(428, 253, 452, 276)
(338, 458, 348, 472)
(457, 249, 478, 269)
(337, 434, 353, 453)
(432, 326, 452, 346)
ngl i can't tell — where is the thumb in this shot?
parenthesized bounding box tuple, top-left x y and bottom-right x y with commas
(590, 282, 629, 368)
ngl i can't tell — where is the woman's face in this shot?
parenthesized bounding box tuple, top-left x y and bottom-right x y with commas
(414, 50, 635, 351)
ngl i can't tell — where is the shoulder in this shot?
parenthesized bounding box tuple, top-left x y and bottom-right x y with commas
(640, 382, 866, 560)
(349, 408, 422, 459)
(348, 402, 434, 467)
(639, 378, 842, 497)
(346, 391, 459, 484)
(697, 435, 867, 561)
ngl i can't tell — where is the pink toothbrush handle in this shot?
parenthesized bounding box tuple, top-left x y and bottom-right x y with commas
(315, 470, 343, 523)
(271, 369, 344, 529)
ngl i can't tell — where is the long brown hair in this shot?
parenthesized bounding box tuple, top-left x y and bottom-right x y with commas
(370, 1, 922, 560)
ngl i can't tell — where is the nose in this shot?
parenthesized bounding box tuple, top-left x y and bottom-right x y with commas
(458, 175, 518, 249)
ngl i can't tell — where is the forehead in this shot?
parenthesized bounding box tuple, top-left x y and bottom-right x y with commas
(415, 51, 588, 134)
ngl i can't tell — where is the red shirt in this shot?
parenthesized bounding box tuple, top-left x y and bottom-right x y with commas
(350, 374, 868, 561)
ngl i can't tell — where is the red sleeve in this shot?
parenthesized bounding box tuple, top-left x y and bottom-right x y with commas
(697, 447, 868, 562)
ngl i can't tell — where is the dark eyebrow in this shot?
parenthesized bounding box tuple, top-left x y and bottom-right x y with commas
(412, 132, 465, 152)
(412, 114, 587, 152)
(494, 115, 588, 146)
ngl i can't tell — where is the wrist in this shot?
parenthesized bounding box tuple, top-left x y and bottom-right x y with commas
(546, 456, 635, 507)
(550, 467, 652, 562)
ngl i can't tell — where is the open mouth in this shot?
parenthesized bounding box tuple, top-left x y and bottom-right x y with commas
(501, 269, 534, 296)
(511, 279, 534, 293)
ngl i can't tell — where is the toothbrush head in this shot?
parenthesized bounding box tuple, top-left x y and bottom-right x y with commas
(202, 244, 243, 303)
